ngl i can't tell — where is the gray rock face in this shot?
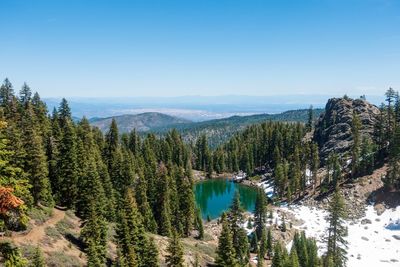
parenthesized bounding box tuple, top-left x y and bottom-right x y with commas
(314, 97, 380, 163)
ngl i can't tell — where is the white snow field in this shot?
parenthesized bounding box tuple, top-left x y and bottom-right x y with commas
(281, 204, 400, 266)
(258, 179, 275, 199)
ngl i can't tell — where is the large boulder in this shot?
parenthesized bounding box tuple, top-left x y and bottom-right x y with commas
(313, 97, 380, 163)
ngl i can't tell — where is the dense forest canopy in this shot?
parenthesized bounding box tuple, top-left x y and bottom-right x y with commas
(0, 78, 200, 266)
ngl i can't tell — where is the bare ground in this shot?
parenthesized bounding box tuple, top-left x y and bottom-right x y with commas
(1, 207, 86, 266)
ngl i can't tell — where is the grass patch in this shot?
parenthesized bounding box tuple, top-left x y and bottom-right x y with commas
(55, 217, 74, 236)
(183, 240, 216, 259)
(45, 226, 62, 240)
(46, 251, 81, 267)
(202, 232, 214, 242)
(28, 206, 53, 225)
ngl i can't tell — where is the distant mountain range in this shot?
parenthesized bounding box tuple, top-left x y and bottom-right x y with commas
(90, 112, 190, 133)
(90, 108, 324, 147)
(45, 94, 382, 121)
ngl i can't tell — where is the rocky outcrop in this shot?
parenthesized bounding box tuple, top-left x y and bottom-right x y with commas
(314, 97, 380, 162)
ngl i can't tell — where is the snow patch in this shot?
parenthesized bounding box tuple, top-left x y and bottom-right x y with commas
(258, 179, 275, 199)
(279, 204, 400, 266)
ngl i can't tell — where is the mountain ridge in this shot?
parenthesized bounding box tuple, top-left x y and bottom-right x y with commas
(90, 112, 191, 133)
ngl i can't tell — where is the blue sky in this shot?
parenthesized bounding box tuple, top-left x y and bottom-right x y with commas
(0, 0, 399, 97)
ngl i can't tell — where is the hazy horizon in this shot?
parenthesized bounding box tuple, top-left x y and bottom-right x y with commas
(43, 93, 385, 121)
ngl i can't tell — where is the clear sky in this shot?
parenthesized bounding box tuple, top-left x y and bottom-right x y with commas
(0, 0, 399, 97)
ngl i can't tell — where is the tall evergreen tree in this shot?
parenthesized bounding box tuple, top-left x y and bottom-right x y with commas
(57, 119, 78, 208)
(135, 173, 157, 233)
(155, 164, 172, 236)
(21, 104, 53, 206)
(324, 187, 348, 267)
(215, 213, 238, 267)
(80, 203, 108, 267)
(228, 191, 249, 266)
(254, 189, 267, 239)
(306, 105, 314, 132)
(165, 230, 184, 267)
(195, 206, 204, 239)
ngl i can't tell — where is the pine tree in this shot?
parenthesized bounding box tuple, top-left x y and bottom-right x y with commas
(359, 137, 375, 176)
(21, 104, 53, 206)
(386, 125, 400, 189)
(0, 79, 15, 110)
(165, 230, 184, 267)
(57, 119, 78, 208)
(19, 82, 32, 106)
(80, 203, 108, 267)
(254, 189, 267, 239)
(143, 237, 159, 267)
(215, 213, 238, 267)
(75, 120, 107, 220)
(95, 156, 116, 221)
(290, 146, 302, 198)
(0, 118, 31, 228)
(177, 169, 195, 236)
(58, 98, 71, 129)
(287, 248, 300, 267)
(310, 143, 319, 190)
(266, 228, 273, 258)
(274, 163, 286, 198)
(116, 188, 155, 267)
(228, 191, 249, 266)
(195, 206, 204, 239)
(250, 233, 258, 254)
(259, 226, 267, 261)
(306, 105, 314, 132)
(324, 187, 348, 267)
(271, 242, 285, 267)
(30, 246, 45, 267)
(155, 164, 172, 236)
(104, 119, 124, 194)
(135, 173, 157, 233)
(386, 88, 397, 137)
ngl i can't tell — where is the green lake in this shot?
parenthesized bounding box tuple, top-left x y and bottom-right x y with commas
(194, 179, 259, 220)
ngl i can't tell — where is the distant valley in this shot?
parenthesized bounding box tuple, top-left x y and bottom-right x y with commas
(90, 108, 324, 147)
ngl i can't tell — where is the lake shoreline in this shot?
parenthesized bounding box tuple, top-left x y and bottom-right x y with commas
(194, 177, 260, 220)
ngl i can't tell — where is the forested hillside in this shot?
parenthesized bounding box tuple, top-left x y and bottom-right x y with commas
(90, 108, 323, 148)
(153, 108, 323, 148)
(0, 79, 201, 266)
(90, 112, 190, 133)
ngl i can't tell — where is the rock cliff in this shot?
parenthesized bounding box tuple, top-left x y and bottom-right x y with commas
(313, 97, 380, 162)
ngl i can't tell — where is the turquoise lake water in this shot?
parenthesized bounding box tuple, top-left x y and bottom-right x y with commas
(194, 179, 259, 220)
